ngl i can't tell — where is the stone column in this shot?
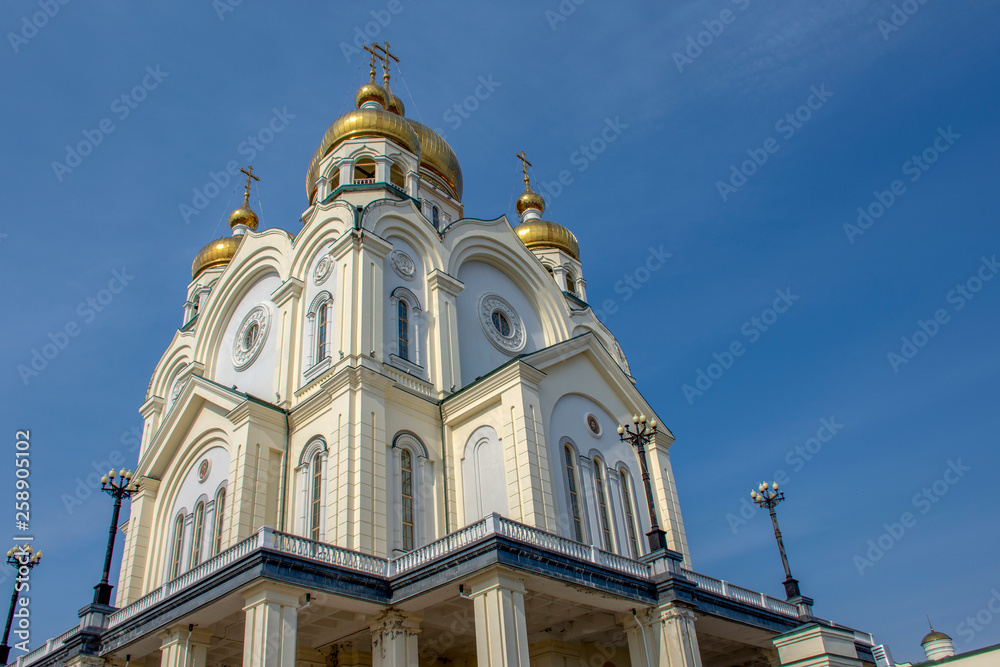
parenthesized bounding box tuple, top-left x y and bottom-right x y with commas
(621, 605, 702, 667)
(241, 583, 301, 667)
(160, 625, 214, 667)
(468, 570, 531, 667)
(772, 623, 863, 667)
(369, 608, 422, 667)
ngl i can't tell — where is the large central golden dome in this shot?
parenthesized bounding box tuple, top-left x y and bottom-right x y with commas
(305, 78, 463, 203)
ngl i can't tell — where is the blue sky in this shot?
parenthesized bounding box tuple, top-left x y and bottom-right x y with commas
(2, 1, 999, 662)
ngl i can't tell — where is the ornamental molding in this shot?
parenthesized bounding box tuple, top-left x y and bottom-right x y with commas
(232, 304, 271, 371)
(389, 250, 416, 280)
(478, 293, 526, 355)
(313, 253, 333, 285)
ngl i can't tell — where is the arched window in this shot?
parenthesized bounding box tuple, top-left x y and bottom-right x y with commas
(310, 452, 323, 540)
(213, 487, 226, 555)
(398, 300, 409, 360)
(306, 291, 333, 377)
(299, 440, 327, 540)
(390, 163, 406, 189)
(189, 501, 205, 567)
(432, 205, 440, 229)
(391, 433, 429, 553)
(566, 271, 577, 296)
(389, 287, 422, 372)
(354, 157, 376, 183)
(619, 467, 641, 558)
(329, 169, 340, 193)
(401, 448, 414, 551)
(169, 514, 185, 579)
(593, 456, 614, 552)
(564, 445, 584, 543)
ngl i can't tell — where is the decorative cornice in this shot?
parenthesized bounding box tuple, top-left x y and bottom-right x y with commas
(270, 277, 304, 306)
(426, 269, 464, 297)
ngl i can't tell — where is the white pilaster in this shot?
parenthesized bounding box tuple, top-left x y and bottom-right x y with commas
(241, 583, 301, 667)
(160, 625, 214, 667)
(468, 571, 531, 667)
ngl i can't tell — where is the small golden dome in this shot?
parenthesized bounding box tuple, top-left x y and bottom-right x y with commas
(516, 187, 545, 216)
(406, 119, 464, 201)
(922, 631, 951, 644)
(355, 81, 388, 109)
(228, 199, 258, 231)
(192, 236, 243, 278)
(517, 219, 580, 260)
(306, 106, 422, 201)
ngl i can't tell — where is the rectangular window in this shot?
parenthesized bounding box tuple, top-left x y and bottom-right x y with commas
(189, 502, 205, 567)
(317, 305, 328, 361)
(398, 301, 409, 360)
(170, 515, 184, 579)
(620, 470, 640, 558)
(401, 449, 414, 551)
(594, 458, 614, 552)
(213, 488, 226, 555)
(564, 446, 584, 542)
(310, 454, 323, 541)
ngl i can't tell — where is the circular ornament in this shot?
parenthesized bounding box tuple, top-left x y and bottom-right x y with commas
(478, 293, 525, 354)
(168, 376, 183, 408)
(232, 305, 270, 370)
(390, 250, 416, 280)
(197, 458, 211, 483)
(313, 254, 332, 285)
(586, 413, 602, 437)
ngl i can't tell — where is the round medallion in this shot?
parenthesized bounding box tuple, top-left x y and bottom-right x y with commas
(313, 254, 332, 285)
(168, 376, 183, 408)
(197, 458, 211, 483)
(390, 250, 416, 280)
(232, 305, 271, 370)
(586, 413, 602, 437)
(479, 293, 525, 354)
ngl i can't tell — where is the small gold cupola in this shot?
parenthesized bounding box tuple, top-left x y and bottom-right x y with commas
(228, 166, 260, 234)
(356, 47, 389, 110)
(192, 166, 260, 279)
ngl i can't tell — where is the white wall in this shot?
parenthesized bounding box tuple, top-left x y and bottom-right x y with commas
(213, 271, 281, 398)
(455, 260, 545, 386)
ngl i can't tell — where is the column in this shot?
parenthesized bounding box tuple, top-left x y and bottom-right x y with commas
(468, 571, 530, 667)
(160, 625, 214, 667)
(369, 608, 422, 667)
(242, 583, 301, 667)
(621, 604, 702, 667)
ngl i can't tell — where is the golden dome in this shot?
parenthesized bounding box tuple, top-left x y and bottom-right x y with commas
(517, 219, 580, 260)
(192, 236, 243, 278)
(228, 198, 259, 231)
(516, 187, 545, 216)
(305, 106, 421, 201)
(355, 81, 388, 109)
(386, 91, 405, 116)
(406, 119, 463, 201)
(922, 631, 951, 644)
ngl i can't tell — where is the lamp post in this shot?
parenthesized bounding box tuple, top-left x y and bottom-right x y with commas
(0, 545, 42, 664)
(94, 468, 138, 606)
(617, 413, 668, 552)
(750, 481, 801, 599)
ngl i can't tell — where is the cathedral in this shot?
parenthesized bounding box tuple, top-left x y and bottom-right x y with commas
(18, 49, 879, 667)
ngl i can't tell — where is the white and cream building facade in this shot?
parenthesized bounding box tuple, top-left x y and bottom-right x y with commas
(17, 56, 879, 667)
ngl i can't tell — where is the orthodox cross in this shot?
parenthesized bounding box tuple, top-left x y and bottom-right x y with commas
(240, 166, 259, 201)
(373, 42, 399, 82)
(515, 151, 533, 186)
(362, 44, 380, 78)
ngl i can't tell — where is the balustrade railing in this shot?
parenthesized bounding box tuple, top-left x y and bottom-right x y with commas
(680, 568, 799, 618)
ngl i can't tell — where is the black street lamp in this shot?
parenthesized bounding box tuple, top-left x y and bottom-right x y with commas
(618, 413, 668, 552)
(94, 468, 138, 606)
(751, 481, 802, 599)
(0, 545, 42, 664)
